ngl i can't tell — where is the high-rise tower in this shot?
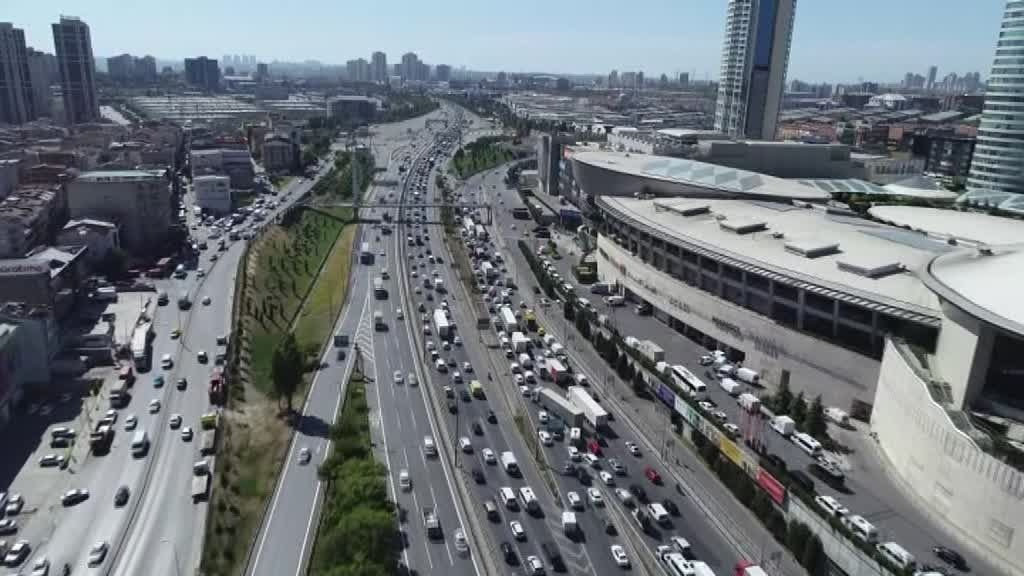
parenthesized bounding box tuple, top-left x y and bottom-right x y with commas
(52, 16, 98, 124)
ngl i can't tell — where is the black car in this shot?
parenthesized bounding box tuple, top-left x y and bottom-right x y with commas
(472, 421, 484, 436)
(501, 542, 519, 565)
(662, 498, 680, 516)
(789, 470, 816, 494)
(629, 483, 647, 503)
(559, 461, 576, 476)
(460, 389, 471, 402)
(486, 410, 497, 424)
(177, 377, 188, 390)
(114, 485, 130, 507)
(810, 458, 845, 485)
(50, 436, 72, 449)
(576, 467, 592, 486)
(447, 400, 458, 414)
(932, 546, 968, 570)
(603, 517, 617, 535)
(471, 467, 486, 484)
(541, 541, 566, 572)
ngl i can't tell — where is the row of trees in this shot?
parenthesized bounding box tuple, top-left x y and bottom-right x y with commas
(766, 381, 828, 441)
(451, 136, 525, 179)
(312, 152, 376, 200)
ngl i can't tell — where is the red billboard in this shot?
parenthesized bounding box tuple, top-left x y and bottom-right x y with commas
(756, 468, 786, 505)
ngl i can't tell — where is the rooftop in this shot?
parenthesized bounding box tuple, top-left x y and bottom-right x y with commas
(600, 196, 948, 322)
(924, 244, 1024, 336)
(867, 206, 1024, 246)
(798, 177, 959, 200)
(77, 170, 165, 182)
(573, 150, 831, 201)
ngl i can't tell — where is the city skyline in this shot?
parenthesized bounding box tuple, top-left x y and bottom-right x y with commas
(4, 0, 1007, 84)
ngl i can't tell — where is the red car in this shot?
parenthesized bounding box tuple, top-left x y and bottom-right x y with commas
(644, 467, 662, 484)
(587, 439, 602, 456)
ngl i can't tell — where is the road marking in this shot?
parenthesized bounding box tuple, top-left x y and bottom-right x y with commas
(408, 482, 434, 571)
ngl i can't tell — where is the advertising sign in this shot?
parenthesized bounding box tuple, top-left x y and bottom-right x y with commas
(757, 468, 786, 505)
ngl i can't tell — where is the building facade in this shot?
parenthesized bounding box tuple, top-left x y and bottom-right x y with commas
(435, 64, 452, 82)
(912, 131, 977, 185)
(968, 0, 1024, 195)
(714, 0, 797, 140)
(262, 134, 295, 172)
(0, 187, 59, 258)
(192, 174, 231, 214)
(52, 16, 99, 124)
(371, 51, 387, 83)
(106, 53, 134, 82)
(66, 170, 171, 255)
(56, 218, 119, 262)
(26, 48, 55, 118)
(0, 22, 36, 125)
(184, 56, 221, 92)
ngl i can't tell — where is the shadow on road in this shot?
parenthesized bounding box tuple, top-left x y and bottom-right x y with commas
(294, 412, 331, 439)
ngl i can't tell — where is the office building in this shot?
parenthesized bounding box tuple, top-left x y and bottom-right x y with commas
(66, 170, 172, 255)
(371, 51, 387, 83)
(714, 0, 797, 140)
(435, 64, 451, 83)
(536, 133, 574, 197)
(52, 16, 98, 124)
(968, 0, 1024, 196)
(401, 52, 421, 81)
(134, 55, 156, 82)
(184, 56, 221, 92)
(0, 23, 36, 125)
(912, 130, 976, 185)
(26, 49, 55, 118)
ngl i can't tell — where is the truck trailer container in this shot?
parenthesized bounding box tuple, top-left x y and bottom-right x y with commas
(719, 378, 742, 396)
(433, 309, 451, 338)
(636, 339, 665, 363)
(735, 367, 760, 385)
(499, 306, 518, 332)
(511, 332, 531, 353)
(737, 393, 761, 413)
(543, 358, 569, 385)
(567, 386, 608, 428)
(770, 415, 796, 437)
(537, 388, 583, 427)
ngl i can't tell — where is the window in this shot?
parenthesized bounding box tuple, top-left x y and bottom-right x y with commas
(803, 313, 834, 340)
(700, 256, 719, 273)
(837, 324, 876, 357)
(772, 302, 798, 328)
(774, 282, 798, 302)
(723, 283, 744, 305)
(747, 273, 769, 292)
(804, 291, 834, 315)
(838, 302, 872, 326)
(700, 274, 719, 294)
(746, 292, 772, 315)
(722, 264, 743, 282)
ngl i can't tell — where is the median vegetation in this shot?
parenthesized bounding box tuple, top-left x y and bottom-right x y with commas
(310, 372, 398, 576)
(451, 136, 526, 179)
(312, 150, 376, 200)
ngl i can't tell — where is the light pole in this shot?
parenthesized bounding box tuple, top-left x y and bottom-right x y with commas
(160, 537, 182, 576)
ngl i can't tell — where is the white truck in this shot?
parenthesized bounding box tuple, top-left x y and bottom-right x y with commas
(433, 277, 445, 292)
(567, 386, 608, 429)
(561, 511, 579, 536)
(737, 393, 761, 413)
(511, 332, 531, 353)
(499, 306, 518, 332)
(735, 367, 760, 385)
(636, 339, 665, 363)
(719, 378, 742, 396)
(770, 415, 796, 436)
(433, 308, 451, 339)
(538, 388, 583, 427)
(500, 451, 520, 476)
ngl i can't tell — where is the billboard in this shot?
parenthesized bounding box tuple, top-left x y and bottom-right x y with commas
(718, 437, 744, 467)
(757, 468, 787, 505)
(656, 382, 676, 408)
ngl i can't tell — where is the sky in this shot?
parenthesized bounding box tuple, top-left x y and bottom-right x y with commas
(7, 0, 1008, 84)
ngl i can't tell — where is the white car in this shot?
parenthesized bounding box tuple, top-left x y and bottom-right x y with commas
(723, 423, 741, 438)
(30, 557, 48, 576)
(453, 528, 469, 555)
(398, 469, 411, 491)
(610, 545, 630, 568)
(526, 555, 545, 576)
(462, 361, 473, 373)
(298, 447, 311, 465)
(509, 519, 526, 540)
(625, 441, 641, 457)
(393, 370, 404, 384)
(124, 414, 138, 431)
(181, 427, 194, 441)
(599, 471, 615, 486)
(566, 491, 583, 510)
(396, 308, 404, 320)
(169, 414, 182, 429)
(567, 446, 581, 461)
(160, 354, 173, 369)
(148, 399, 161, 413)
(453, 335, 462, 346)
(538, 411, 549, 424)
(581, 453, 600, 468)
(482, 448, 497, 465)
(88, 540, 109, 566)
(587, 487, 604, 506)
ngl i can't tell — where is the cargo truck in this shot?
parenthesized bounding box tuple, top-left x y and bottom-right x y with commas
(562, 511, 579, 536)
(567, 386, 608, 429)
(735, 561, 770, 576)
(542, 358, 569, 385)
(200, 429, 217, 455)
(537, 388, 583, 427)
(423, 507, 442, 539)
(735, 367, 760, 385)
(770, 415, 796, 437)
(499, 306, 518, 332)
(192, 471, 210, 503)
(737, 393, 761, 413)
(433, 309, 451, 338)
(511, 332, 531, 353)
(636, 339, 665, 363)
(719, 378, 742, 396)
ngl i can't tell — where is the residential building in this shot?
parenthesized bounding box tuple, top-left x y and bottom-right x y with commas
(435, 64, 452, 83)
(262, 133, 296, 172)
(56, 218, 119, 263)
(26, 49, 55, 117)
(926, 65, 938, 90)
(0, 22, 36, 125)
(184, 56, 221, 92)
(0, 244, 85, 319)
(714, 0, 797, 140)
(401, 52, 420, 81)
(0, 323, 31, 430)
(106, 53, 134, 82)
(52, 16, 99, 124)
(371, 51, 387, 83)
(134, 55, 156, 82)
(326, 95, 378, 122)
(968, 0, 1024, 195)
(255, 62, 269, 81)
(0, 159, 19, 198)
(0, 186, 59, 258)
(191, 148, 254, 189)
(912, 130, 976, 185)
(850, 152, 925, 184)
(192, 174, 231, 214)
(346, 58, 370, 82)
(66, 170, 171, 255)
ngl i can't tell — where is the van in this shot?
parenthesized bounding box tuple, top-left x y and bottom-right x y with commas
(423, 436, 437, 457)
(814, 495, 848, 518)
(518, 486, 539, 513)
(719, 378, 741, 396)
(876, 542, 916, 570)
(842, 514, 878, 543)
(647, 502, 670, 525)
(792, 432, 822, 456)
(131, 430, 149, 457)
(499, 487, 518, 509)
(435, 358, 447, 372)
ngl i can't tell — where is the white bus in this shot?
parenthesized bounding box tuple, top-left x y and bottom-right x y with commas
(670, 365, 708, 400)
(792, 432, 822, 457)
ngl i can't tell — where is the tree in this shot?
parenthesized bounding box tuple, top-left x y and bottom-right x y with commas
(632, 370, 646, 397)
(786, 521, 810, 558)
(790, 391, 808, 428)
(773, 379, 793, 414)
(806, 394, 827, 439)
(615, 353, 629, 378)
(271, 332, 304, 414)
(563, 300, 575, 321)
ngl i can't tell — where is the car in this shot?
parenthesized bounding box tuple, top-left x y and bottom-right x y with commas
(566, 491, 583, 510)
(482, 448, 497, 464)
(608, 458, 626, 475)
(587, 487, 604, 506)
(538, 411, 549, 424)
(472, 420, 484, 435)
(645, 467, 662, 484)
(581, 453, 600, 468)
(462, 361, 473, 373)
(407, 373, 417, 386)
(399, 469, 412, 491)
(526, 555, 545, 575)
(393, 370, 404, 384)
(61, 488, 89, 506)
(539, 430, 553, 446)
(5, 494, 23, 515)
(298, 447, 311, 465)
(197, 350, 208, 363)
(614, 488, 635, 506)
(459, 436, 473, 453)
(453, 335, 462, 346)
(181, 427, 194, 441)
(87, 541, 109, 566)
(599, 471, 615, 486)
(460, 389, 471, 402)
(610, 545, 630, 568)
(625, 441, 641, 457)
(628, 483, 647, 503)
(28, 557, 49, 575)
(170, 329, 182, 339)
(177, 377, 188, 390)
(38, 454, 66, 468)
(149, 399, 161, 413)
(0, 518, 16, 535)
(712, 410, 728, 422)
(723, 423, 741, 438)
(603, 517, 618, 535)
(662, 498, 680, 516)
(453, 528, 469, 555)
(932, 545, 968, 570)
(444, 385, 454, 398)
(169, 414, 182, 429)
(501, 541, 519, 565)
(114, 485, 130, 507)
(3, 540, 30, 566)
(161, 354, 173, 369)
(510, 520, 526, 540)
(202, 296, 212, 305)
(154, 374, 165, 387)
(698, 401, 715, 412)
(567, 446, 581, 461)
(471, 466, 486, 484)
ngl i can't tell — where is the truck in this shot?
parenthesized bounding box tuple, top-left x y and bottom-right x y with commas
(191, 472, 210, 503)
(333, 332, 349, 347)
(537, 388, 583, 427)
(89, 423, 114, 454)
(567, 386, 608, 429)
(200, 429, 217, 455)
(561, 511, 579, 536)
(589, 282, 612, 295)
(480, 261, 496, 280)
(511, 332, 531, 353)
(433, 277, 445, 292)
(735, 367, 760, 385)
(500, 451, 520, 476)
(825, 407, 850, 426)
(360, 242, 374, 264)
(737, 393, 761, 413)
(423, 506, 442, 539)
(719, 378, 742, 396)
(209, 368, 226, 405)
(524, 309, 537, 331)
(734, 561, 769, 576)
(636, 339, 665, 363)
(499, 306, 518, 332)
(110, 380, 129, 408)
(131, 321, 152, 372)
(543, 358, 569, 385)
(474, 224, 488, 241)
(770, 415, 796, 437)
(433, 308, 451, 338)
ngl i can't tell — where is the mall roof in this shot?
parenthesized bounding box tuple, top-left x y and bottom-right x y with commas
(573, 150, 830, 201)
(798, 177, 959, 200)
(600, 196, 947, 322)
(955, 189, 1024, 216)
(867, 206, 1024, 246)
(924, 244, 1024, 336)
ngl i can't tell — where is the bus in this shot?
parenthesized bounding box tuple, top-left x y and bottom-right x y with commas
(670, 365, 707, 400)
(360, 242, 374, 264)
(512, 207, 531, 220)
(373, 277, 387, 299)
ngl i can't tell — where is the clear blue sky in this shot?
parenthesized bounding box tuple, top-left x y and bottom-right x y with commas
(7, 0, 1007, 83)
